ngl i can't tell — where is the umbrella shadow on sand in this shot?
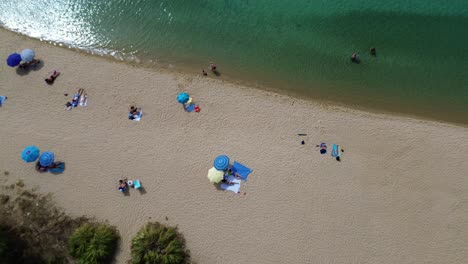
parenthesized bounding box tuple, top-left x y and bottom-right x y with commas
(15, 61, 44, 76)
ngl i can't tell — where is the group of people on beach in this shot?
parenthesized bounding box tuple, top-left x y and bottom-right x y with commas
(351, 47, 377, 64)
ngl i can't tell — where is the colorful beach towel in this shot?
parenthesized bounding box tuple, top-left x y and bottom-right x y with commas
(331, 144, 340, 158)
(220, 176, 241, 193)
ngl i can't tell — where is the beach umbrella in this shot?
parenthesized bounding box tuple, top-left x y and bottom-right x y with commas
(21, 146, 40, 163)
(214, 155, 230, 170)
(207, 167, 224, 183)
(20, 49, 35, 62)
(39, 151, 55, 167)
(177, 92, 190, 104)
(6, 53, 22, 67)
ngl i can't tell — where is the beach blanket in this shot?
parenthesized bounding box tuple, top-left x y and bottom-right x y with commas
(79, 94, 88, 106)
(220, 176, 241, 193)
(231, 161, 253, 181)
(331, 144, 340, 157)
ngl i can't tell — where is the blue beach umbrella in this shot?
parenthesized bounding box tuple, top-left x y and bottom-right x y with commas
(21, 146, 40, 163)
(20, 49, 35, 62)
(6, 53, 22, 67)
(214, 155, 230, 170)
(39, 151, 55, 167)
(177, 92, 190, 104)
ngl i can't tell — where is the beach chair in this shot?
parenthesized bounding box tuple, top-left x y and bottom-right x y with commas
(133, 179, 141, 189)
(231, 162, 253, 181)
(331, 144, 340, 157)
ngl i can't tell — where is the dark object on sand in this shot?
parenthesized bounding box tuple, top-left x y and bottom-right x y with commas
(298, 133, 307, 136)
(45, 71, 60, 84)
(202, 70, 207, 76)
(19, 59, 40, 69)
(319, 142, 327, 154)
(351, 53, 360, 63)
(336, 156, 341, 162)
(370, 47, 377, 56)
(301, 140, 305, 145)
(35, 161, 48, 173)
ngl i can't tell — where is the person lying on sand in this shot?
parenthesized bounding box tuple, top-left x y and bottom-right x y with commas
(118, 178, 128, 192)
(317, 142, 327, 154)
(19, 59, 41, 69)
(45, 70, 60, 84)
(129, 106, 142, 120)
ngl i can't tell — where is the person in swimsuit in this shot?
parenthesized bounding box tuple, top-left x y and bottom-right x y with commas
(45, 70, 60, 84)
(118, 178, 128, 192)
(209, 62, 217, 72)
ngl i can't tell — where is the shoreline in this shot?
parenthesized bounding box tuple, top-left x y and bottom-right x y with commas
(1, 28, 466, 126)
(1, 28, 467, 263)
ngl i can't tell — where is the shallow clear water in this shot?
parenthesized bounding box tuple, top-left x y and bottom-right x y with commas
(1, 0, 467, 123)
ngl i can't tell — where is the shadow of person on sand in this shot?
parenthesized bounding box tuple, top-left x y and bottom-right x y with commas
(15, 60, 44, 76)
(212, 70, 221, 77)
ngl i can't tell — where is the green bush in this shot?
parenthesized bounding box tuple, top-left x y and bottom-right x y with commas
(131, 222, 187, 264)
(69, 223, 119, 264)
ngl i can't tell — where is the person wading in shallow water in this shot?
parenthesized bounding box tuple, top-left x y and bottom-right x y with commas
(370, 47, 377, 56)
(351, 52, 360, 63)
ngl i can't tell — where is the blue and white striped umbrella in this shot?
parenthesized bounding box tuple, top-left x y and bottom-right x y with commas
(214, 155, 230, 170)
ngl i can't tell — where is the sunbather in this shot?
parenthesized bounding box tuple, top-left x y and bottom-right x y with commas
(319, 143, 327, 154)
(35, 161, 47, 172)
(118, 178, 128, 192)
(129, 106, 142, 119)
(19, 59, 40, 69)
(45, 70, 60, 84)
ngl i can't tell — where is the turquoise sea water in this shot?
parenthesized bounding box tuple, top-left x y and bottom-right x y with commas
(1, 0, 467, 123)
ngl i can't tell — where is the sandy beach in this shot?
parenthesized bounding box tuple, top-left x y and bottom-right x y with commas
(1, 29, 467, 263)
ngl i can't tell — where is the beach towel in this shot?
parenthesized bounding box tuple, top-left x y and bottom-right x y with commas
(231, 161, 253, 181)
(80, 94, 88, 106)
(220, 176, 241, 193)
(331, 144, 340, 157)
(0, 96, 6, 106)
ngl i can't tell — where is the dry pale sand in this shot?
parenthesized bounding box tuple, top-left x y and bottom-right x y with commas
(0, 29, 467, 264)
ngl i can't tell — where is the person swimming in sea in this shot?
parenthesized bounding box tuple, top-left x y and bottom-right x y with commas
(351, 53, 360, 63)
(370, 47, 376, 56)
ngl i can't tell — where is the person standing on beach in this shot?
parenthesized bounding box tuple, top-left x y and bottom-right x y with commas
(209, 62, 217, 72)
